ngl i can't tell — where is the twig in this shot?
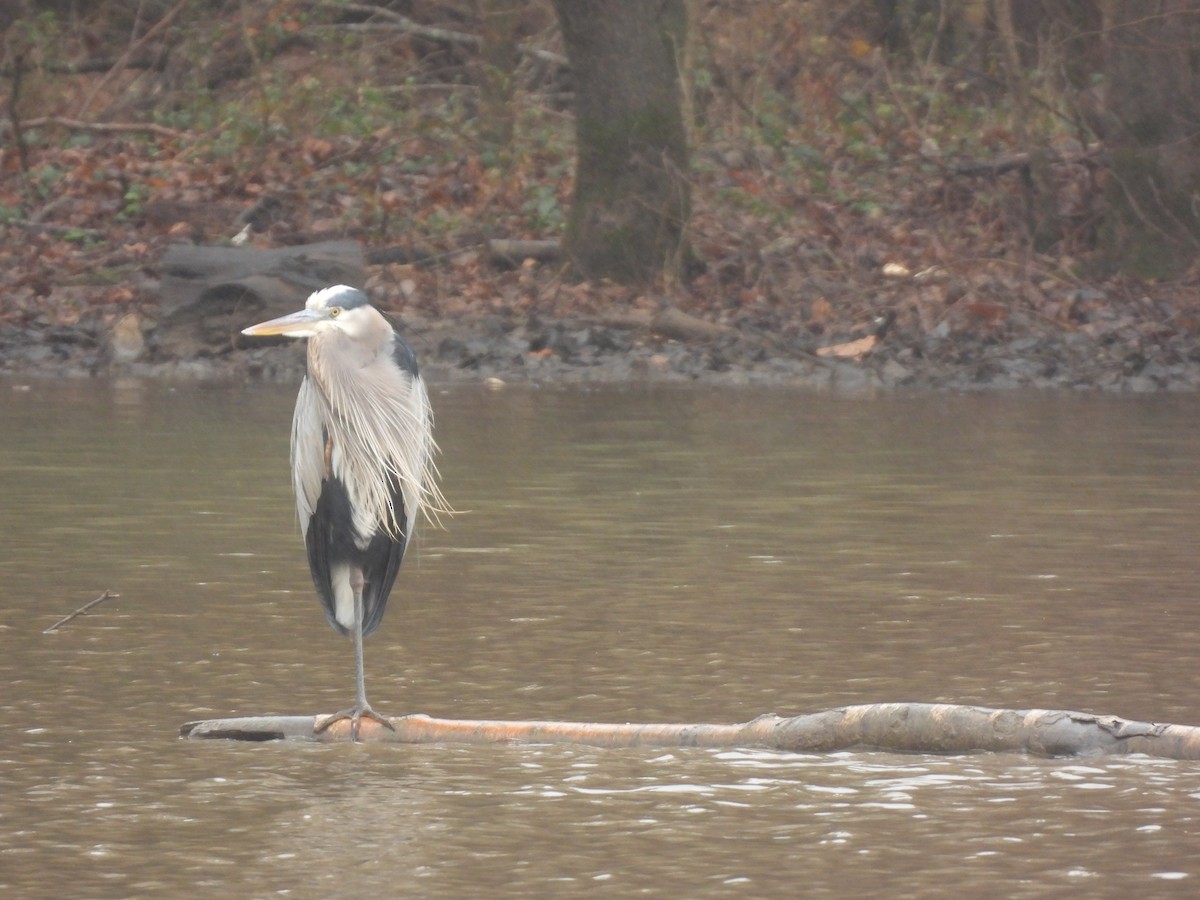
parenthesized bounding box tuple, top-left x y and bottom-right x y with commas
(313, 1, 481, 46)
(824, 0, 868, 37)
(306, 2, 567, 67)
(1110, 167, 1193, 251)
(4, 218, 104, 237)
(1145, 174, 1200, 252)
(695, 22, 774, 136)
(0, 56, 159, 77)
(43, 590, 119, 633)
(77, 0, 193, 118)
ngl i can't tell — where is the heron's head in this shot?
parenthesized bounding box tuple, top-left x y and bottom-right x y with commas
(241, 285, 381, 341)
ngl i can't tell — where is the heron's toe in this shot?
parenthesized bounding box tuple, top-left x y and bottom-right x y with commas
(315, 705, 395, 741)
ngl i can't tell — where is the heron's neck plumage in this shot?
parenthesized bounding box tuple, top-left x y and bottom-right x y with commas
(306, 328, 437, 546)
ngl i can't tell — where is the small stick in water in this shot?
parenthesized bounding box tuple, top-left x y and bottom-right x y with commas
(43, 590, 119, 633)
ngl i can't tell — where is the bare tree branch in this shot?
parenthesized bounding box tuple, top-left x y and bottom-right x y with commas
(44, 591, 119, 633)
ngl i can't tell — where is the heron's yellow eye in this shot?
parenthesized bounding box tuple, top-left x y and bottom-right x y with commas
(329, 307, 342, 318)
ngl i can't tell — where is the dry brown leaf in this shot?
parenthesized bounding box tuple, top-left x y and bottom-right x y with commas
(816, 334, 877, 360)
(301, 137, 334, 164)
(809, 297, 834, 324)
(965, 301, 1008, 323)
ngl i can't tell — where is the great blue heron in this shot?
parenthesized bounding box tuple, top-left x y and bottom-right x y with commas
(242, 285, 445, 739)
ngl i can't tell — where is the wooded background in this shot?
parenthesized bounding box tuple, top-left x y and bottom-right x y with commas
(3, 1, 1199, 381)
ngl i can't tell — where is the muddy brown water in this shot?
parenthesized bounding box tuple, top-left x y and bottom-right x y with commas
(2, 379, 1200, 897)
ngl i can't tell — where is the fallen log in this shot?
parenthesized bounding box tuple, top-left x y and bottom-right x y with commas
(179, 702, 1200, 759)
(155, 240, 365, 357)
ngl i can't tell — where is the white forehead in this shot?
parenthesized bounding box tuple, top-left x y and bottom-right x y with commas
(306, 285, 370, 312)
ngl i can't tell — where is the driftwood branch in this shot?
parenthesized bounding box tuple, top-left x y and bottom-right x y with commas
(4, 116, 184, 140)
(651, 307, 735, 342)
(44, 591, 119, 633)
(180, 703, 1200, 760)
(487, 238, 562, 266)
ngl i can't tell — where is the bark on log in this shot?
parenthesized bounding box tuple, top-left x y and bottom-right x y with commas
(487, 238, 562, 267)
(179, 703, 1200, 760)
(155, 240, 365, 357)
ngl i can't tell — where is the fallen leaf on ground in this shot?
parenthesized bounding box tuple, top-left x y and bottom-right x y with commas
(816, 335, 877, 360)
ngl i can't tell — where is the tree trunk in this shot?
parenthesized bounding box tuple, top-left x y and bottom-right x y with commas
(181, 702, 1200, 760)
(552, 0, 691, 284)
(1099, 0, 1200, 277)
(994, 0, 1061, 253)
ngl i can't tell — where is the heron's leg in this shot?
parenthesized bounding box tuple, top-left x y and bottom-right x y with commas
(352, 579, 369, 710)
(315, 566, 394, 741)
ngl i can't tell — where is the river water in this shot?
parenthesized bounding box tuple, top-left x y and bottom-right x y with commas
(2, 378, 1200, 897)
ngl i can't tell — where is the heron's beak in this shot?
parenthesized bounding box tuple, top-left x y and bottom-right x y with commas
(241, 308, 322, 337)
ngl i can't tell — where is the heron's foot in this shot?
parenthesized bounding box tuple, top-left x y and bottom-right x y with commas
(315, 704, 396, 741)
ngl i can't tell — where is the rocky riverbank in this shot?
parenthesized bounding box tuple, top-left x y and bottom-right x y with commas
(5, 298, 1200, 393)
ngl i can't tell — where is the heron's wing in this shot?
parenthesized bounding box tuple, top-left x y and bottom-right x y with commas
(294, 375, 350, 635)
(290, 375, 324, 532)
(302, 467, 409, 638)
(391, 332, 419, 378)
(359, 477, 410, 637)
(303, 493, 340, 634)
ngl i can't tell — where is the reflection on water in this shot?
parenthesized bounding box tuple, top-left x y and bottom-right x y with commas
(2, 379, 1200, 896)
